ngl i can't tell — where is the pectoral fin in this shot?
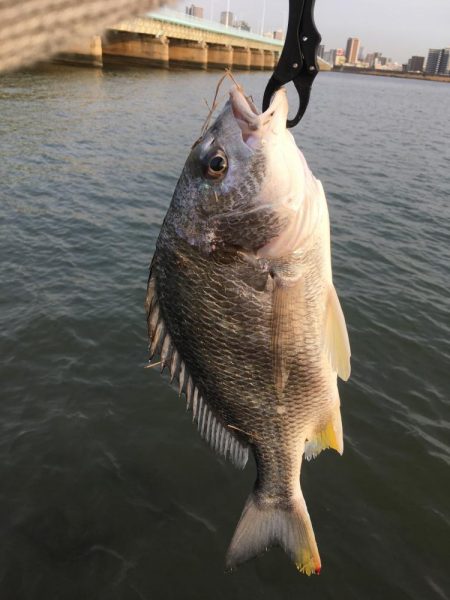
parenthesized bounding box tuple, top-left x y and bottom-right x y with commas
(323, 285, 351, 381)
(271, 274, 303, 395)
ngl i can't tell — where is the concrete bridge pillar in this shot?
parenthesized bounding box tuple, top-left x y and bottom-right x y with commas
(102, 31, 169, 68)
(207, 44, 233, 70)
(146, 35, 170, 68)
(232, 47, 251, 70)
(263, 50, 275, 70)
(250, 48, 265, 70)
(169, 40, 207, 69)
(55, 35, 103, 67)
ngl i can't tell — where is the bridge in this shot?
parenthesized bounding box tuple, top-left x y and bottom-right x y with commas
(58, 8, 331, 72)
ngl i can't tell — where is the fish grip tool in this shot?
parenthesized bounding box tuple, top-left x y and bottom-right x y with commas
(262, 0, 321, 128)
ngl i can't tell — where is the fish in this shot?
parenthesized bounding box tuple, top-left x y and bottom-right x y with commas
(145, 83, 351, 575)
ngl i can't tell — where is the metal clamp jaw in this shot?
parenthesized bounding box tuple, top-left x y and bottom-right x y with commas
(262, 0, 322, 128)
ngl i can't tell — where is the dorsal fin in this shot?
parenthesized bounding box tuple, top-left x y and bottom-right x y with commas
(145, 268, 249, 470)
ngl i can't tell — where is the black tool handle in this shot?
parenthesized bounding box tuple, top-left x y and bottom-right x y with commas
(300, 0, 321, 78)
(274, 0, 306, 84)
(262, 0, 322, 128)
(287, 0, 321, 128)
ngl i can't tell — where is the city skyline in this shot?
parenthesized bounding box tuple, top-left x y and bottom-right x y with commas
(180, 0, 450, 64)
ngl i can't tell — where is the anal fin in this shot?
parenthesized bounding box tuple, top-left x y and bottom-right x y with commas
(304, 405, 343, 461)
(194, 397, 249, 470)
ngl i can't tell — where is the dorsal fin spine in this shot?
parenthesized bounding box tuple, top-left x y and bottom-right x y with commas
(186, 376, 193, 409)
(212, 419, 220, 450)
(148, 302, 159, 332)
(192, 388, 199, 421)
(196, 396, 203, 424)
(221, 428, 228, 455)
(178, 361, 186, 396)
(161, 334, 171, 371)
(169, 350, 179, 383)
(199, 402, 207, 433)
(206, 411, 213, 441)
(201, 406, 210, 437)
(150, 319, 165, 357)
(224, 431, 231, 458)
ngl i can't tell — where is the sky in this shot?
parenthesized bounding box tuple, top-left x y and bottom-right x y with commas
(180, 0, 450, 64)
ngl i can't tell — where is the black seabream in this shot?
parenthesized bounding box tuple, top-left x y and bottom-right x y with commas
(145, 85, 351, 575)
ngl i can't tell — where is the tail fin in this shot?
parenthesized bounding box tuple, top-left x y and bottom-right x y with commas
(226, 492, 321, 575)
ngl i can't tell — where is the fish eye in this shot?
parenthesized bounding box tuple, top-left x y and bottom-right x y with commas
(205, 150, 228, 180)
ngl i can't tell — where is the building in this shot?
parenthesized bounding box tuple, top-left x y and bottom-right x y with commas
(335, 48, 346, 66)
(234, 20, 251, 31)
(185, 4, 203, 18)
(366, 52, 384, 69)
(317, 44, 325, 59)
(220, 11, 233, 27)
(407, 55, 425, 72)
(273, 30, 284, 41)
(425, 48, 450, 75)
(322, 48, 344, 67)
(323, 49, 336, 66)
(345, 37, 360, 64)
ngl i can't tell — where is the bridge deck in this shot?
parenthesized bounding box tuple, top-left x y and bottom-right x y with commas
(115, 8, 284, 51)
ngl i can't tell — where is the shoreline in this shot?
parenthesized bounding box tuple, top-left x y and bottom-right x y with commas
(331, 67, 450, 84)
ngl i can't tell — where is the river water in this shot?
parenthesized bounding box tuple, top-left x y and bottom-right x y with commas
(0, 66, 449, 600)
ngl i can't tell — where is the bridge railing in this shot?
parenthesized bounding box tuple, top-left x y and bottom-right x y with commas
(147, 7, 284, 48)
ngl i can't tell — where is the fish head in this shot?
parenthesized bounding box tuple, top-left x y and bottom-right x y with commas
(169, 85, 323, 257)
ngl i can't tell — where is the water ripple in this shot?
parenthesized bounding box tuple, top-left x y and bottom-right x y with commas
(1, 67, 449, 600)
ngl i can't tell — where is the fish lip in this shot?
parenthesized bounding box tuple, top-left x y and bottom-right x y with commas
(229, 86, 288, 146)
(229, 86, 260, 130)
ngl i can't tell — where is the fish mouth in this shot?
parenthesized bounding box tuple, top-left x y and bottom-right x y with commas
(230, 86, 289, 148)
